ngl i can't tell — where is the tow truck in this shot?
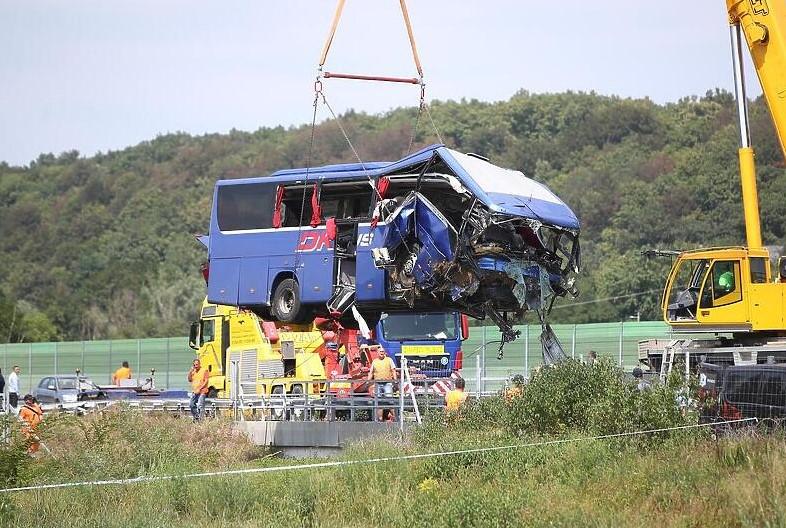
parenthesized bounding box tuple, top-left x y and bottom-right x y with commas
(641, 1, 786, 375)
(188, 298, 468, 399)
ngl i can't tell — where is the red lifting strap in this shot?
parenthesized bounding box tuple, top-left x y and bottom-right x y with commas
(272, 185, 285, 228)
(310, 183, 322, 227)
(326, 217, 337, 241)
(377, 176, 390, 199)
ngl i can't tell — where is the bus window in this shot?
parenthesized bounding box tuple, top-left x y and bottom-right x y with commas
(282, 186, 315, 227)
(321, 181, 374, 220)
(217, 183, 276, 231)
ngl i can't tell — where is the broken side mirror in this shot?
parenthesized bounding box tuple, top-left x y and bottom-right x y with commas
(188, 322, 200, 350)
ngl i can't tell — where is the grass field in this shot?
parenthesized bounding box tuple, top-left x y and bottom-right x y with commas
(0, 321, 671, 396)
(1, 359, 781, 527)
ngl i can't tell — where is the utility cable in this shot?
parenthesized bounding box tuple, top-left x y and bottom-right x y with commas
(0, 418, 755, 493)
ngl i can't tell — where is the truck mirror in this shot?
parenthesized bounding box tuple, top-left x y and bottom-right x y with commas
(460, 314, 470, 340)
(188, 322, 200, 350)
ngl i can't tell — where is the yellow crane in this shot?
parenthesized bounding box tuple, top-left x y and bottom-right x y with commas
(647, 1, 786, 372)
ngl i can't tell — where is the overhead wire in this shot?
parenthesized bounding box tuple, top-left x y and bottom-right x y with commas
(0, 418, 756, 494)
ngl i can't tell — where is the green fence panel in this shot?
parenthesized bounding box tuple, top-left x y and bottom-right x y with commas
(0, 321, 681, 394)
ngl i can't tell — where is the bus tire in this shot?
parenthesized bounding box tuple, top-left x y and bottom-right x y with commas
(272, 279, 307, 323)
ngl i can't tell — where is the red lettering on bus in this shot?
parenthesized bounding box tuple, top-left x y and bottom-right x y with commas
(297, 231, 332, 252)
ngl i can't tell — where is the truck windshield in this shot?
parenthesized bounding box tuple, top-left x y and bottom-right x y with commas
(668, 258, 710, 306)
(380, 313, 457, 341)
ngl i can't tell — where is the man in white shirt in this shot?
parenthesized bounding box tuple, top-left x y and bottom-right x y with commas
(7, 366, 20, 411)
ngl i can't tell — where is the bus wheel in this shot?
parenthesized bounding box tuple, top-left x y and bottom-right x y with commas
(207, 388, 218, 399)
(272, 279, 307, 323)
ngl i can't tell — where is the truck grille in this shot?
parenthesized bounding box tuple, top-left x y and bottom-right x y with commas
(403, 355, 451, 372)
(240, 349, 258, 395)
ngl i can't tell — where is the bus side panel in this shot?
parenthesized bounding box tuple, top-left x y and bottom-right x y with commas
(292, 229, 334, 304)
(207, 258, 241, 306)
(238, 257, 269, 305)
(297, 251, 334, 303)
(355, 225, 387, 302)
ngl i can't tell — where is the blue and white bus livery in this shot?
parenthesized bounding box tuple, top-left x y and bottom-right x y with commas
(204, 144, 580, 343)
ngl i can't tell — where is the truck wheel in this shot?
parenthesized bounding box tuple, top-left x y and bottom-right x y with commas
(272, 279, 308, 323)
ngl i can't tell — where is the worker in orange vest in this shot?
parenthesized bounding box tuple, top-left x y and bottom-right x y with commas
(19, 394, 44, 454)
(187, 359, 210, 421)
(445, 377, 468, 413)
(112, 361, 132, 385)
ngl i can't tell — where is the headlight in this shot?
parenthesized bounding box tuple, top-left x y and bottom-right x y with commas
(62, 394, 78, 403)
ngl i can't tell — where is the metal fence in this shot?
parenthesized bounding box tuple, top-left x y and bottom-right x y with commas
(0, 321, 672, 395)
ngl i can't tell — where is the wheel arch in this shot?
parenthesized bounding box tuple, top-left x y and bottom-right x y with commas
(269, 271, 297, 303)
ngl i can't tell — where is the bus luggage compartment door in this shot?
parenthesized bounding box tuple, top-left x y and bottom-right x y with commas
(207, 258, 240, 306)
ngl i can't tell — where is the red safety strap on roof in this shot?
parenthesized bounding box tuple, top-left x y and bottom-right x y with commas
(272, 185, 285, 228)
(310, 183, 322, 227)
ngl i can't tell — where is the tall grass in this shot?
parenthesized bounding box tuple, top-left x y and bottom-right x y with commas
(2, 362, 784, 527)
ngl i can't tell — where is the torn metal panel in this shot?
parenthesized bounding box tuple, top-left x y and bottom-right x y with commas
(541, 324, 569, 366)
(375, 147, 580, 353)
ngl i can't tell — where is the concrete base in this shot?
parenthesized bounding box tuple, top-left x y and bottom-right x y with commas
(235, 421, 405, 456)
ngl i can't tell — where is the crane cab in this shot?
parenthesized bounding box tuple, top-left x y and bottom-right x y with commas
(663, 247, 786, 333)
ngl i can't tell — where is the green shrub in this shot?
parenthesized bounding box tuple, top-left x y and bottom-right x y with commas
(505, 358, 694, 437)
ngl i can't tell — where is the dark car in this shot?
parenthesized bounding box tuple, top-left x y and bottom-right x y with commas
(698, 362, 786, 427)
(33, 375, 107, 404)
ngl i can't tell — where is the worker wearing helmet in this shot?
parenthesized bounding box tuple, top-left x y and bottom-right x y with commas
(19, 394, 43, 454)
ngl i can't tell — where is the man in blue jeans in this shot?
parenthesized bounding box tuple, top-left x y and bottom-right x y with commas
(367, 345, 397, 421)
(187, 359, 209, 421)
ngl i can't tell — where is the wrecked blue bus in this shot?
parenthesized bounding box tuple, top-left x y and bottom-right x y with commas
(203, 144, 580, 341)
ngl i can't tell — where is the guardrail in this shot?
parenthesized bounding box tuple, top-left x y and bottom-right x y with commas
(23, 375, 488, 429)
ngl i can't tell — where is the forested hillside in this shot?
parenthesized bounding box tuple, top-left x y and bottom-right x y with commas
(1, 89, 784, 341)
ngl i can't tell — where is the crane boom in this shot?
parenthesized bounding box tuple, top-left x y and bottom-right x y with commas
(728, 0, 786, 161)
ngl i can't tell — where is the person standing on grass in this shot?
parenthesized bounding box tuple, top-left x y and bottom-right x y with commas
(187, 359, 209, 421)
(445, 377, 468, 413)
(19, 394, 43, 454)
(0, 368, 5, 410)
(112, 361, 132, 385)
(8, 366, 20, 412)
(367, 345, 397, 421)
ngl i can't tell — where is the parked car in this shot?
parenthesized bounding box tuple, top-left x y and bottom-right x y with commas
(698, 362, 786, 427)
(32, 375, 106, 403)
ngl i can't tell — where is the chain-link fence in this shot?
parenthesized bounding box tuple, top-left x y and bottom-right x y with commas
(0, 321, 673, 395)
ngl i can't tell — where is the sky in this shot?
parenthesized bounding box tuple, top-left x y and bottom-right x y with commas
(0, 0, 761, 166)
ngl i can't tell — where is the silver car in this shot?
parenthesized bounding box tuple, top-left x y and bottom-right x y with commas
(33, 375, 106, 403)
